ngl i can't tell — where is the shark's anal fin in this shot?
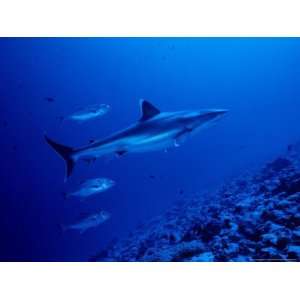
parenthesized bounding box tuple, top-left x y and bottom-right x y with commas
(140, 99, 160, 121)
(116, 150, 127, 156)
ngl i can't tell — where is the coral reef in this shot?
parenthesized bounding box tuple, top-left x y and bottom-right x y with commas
(96, 143, 300, 262)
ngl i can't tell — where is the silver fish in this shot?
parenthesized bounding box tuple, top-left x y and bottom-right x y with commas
(67, 104, 110, 122)
(64, 178, 115, 200)
(61, 210, 111, 234)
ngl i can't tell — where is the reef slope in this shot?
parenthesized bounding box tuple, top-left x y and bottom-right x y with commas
(97, 144, 300, 262)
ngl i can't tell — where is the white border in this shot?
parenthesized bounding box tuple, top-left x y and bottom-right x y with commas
(1, 1, 300, 299)
(0, 263, 299, 300)
(0, 0, 300, 36)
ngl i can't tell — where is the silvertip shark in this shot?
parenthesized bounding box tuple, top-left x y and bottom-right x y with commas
(45, 100, 228, 180)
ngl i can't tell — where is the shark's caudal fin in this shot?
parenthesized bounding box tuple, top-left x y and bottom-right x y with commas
(44, 135, 75, 180)
(140, 99, 160, 121)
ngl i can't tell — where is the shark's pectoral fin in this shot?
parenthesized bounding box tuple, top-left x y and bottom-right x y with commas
(139, 99, 160, 121)
(174, 139, 182, 147)
(116, 150, 127, 156)
(174, 128, 192, 147)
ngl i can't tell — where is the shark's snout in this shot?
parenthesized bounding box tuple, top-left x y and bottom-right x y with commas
(187, 109, 228, 128)
(199, 109, 228, 121)
(209, 109, 228, 123)
(217, 109, 228, 118)
(210, 109, 228, 116)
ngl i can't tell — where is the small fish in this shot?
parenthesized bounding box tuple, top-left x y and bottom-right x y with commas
(179, 189, 184, 195)
(64, 177, 115, 199)
(149, 175, 156, 179)
(67, 104, 110, 122)
(45, 97, 55, 103)
(61, 210, 111, 234)
(2, 120, 8, 127)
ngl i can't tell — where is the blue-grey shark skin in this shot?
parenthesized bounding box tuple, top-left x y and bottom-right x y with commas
(45, 100, 228, 180)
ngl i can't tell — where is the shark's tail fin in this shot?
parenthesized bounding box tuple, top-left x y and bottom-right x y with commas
(44, 135, 75, 181)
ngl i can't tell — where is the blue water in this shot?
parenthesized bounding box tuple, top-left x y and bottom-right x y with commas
(1, 38, 300, 261)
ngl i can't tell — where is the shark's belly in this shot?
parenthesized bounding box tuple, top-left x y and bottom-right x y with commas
(76, 130, 178, 159)
(127, 132, 175, 153)
(77, 143, 116, 159)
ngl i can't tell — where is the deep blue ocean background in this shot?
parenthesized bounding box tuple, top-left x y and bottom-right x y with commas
(1, 38, 300, 261)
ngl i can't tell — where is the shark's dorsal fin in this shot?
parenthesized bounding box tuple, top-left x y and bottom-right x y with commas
(140, 100, 160, 121)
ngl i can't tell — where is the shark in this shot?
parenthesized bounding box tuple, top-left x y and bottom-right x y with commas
(45, 100, 228, 180)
